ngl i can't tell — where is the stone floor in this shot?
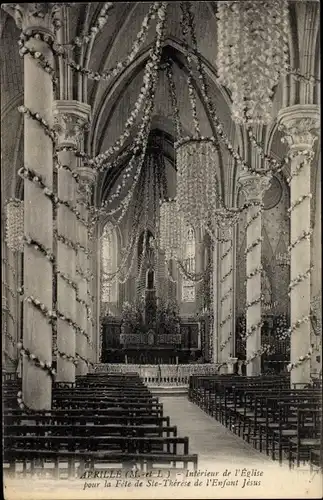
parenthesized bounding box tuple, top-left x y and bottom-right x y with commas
(159, 396, 271, 467)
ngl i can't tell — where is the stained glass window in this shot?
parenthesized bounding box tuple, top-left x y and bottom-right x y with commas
(101, 223, 118, 303)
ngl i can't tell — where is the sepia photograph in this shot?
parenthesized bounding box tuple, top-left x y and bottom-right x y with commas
(1, 1, 322, 499)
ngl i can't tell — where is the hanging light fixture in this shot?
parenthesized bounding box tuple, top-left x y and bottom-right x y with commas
(175, 137, 221, 236)
(5, 199, 24, 252)
(159, 198, 185, 260)
(217, 0, 289, 124)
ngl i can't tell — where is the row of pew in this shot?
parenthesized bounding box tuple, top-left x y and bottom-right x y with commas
(189, 373, 322, 469)
(3, 373, 198, 478)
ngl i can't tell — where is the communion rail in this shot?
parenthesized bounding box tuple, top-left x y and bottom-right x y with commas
(90, 364, 221, 385)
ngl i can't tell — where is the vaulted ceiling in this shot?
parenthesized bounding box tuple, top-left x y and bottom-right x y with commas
(1, 2, 320, 211)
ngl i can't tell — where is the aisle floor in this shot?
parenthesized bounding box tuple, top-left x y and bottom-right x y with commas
(159, 396, 276, 467)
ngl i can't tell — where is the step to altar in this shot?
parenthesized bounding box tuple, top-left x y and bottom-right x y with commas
(148, 384, 188, 396)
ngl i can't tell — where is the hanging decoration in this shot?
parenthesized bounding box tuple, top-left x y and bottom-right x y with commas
(159, 199, 185, 260)
(176, 138, 221, 236)
(216, 0, 289, 124)
(5, 199, 24, 253)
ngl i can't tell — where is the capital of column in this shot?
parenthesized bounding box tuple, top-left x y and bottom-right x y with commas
(53, 101, 91, 148)
(278, 105, 320, 154)
(238, 174, 271, 203)
(2, 3, 62, 37)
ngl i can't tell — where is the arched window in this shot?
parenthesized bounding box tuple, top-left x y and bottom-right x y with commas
(101, 223, 118, 303)
(182, 225, 196, 302)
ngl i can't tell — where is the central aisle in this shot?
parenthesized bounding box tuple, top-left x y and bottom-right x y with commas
(159, 396, 274, 467)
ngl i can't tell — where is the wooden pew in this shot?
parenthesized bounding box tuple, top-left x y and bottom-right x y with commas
(3, 449, 198, 478)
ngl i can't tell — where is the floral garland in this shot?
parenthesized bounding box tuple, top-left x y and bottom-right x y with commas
(54, 154, 81, 183)
(56, 270, 78, 292)
(245, 344, 273, 366)
(219, 313, 232, 329)
(175, 257, 212, 284)
(99, 322, 104, 363)
(4, 351, 17, 365)
(245, 237, 263, 256)
(25, 294, 92, 345)
(87, 3, 167, 170)
(220, 267, 233, 284)
(76, 352, 93, 367)
(220, 287, 233, 305)
(245, 265, 263, 283)
(245, 294, 265, 310)
(53, 348, 78, 366)
(2, 306, 15, 323)
(18, 166, 91, 227)
(2, 259, 16, 276)
(17, 342, 56, 379)
(3, 282, 16, 299)
(165, 60, 183, 139)
(244, 205, 264, 231)
(57, 2, 160, 84)
(68, 2, 114, 47)
(240, 320, 264, 342)
(288, 229, 312, 253)
(182, 2, 294, 178)
(180, 4, 200, 137)
(220, 334, 232, 352)
(18, 106, 56, 144)
(220, 242, 233, 261)
(287, 344, 320, 373)
(18, 43, 57, 87)
(23, 235, 56, 263)
(288, 267, 313, 295)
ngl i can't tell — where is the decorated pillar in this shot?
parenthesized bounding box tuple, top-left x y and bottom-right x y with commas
(76, 167, 96, 375)
(2, 3, 61, 409)
(278, 104, 320, 386)
(211, 233, 219, 364)
(53, 101, 90, 382)
(218, 226, 234, 369)
(239, 175, 271, 376)
(3, 200, 23, 372)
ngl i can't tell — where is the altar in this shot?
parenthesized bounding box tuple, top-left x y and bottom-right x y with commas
(101, 317, 202, 364)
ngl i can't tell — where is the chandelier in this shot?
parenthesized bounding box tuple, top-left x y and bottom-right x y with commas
(217, 0, 289, 124)
(176, 138, 221, 237)
(5, 199, 24, 252)
(159, 198, 185, 260)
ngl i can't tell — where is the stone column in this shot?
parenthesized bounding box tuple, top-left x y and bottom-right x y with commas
(211, 232, 219, 363)
(218, 226, 234, 370)
(278, 104, 320, 386)
(53, 101, 90, 382)
(2, 244, 18, 372)
(239, 175, 271, 377)
(76, 167, 96, 375)
(2, 3, 61, 409)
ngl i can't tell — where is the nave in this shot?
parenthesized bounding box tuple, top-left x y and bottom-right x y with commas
(3, 371, 322, 499)
(1, 2, 321, 499)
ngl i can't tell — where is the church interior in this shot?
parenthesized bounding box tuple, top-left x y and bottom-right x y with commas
(1, 0, 322, 493)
